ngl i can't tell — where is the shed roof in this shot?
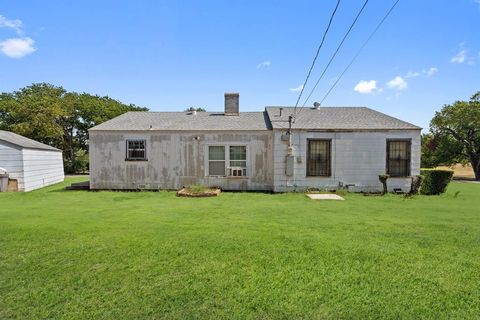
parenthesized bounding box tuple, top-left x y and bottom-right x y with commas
(265, 107, 421, 130)
(0, 130, 61, 151)
(89, 111, 272, 131)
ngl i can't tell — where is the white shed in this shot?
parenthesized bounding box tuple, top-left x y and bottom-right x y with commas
(0, 130, 64, 192)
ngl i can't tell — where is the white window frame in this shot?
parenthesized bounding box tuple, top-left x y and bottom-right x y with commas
(126, 139, 147, 161)
(205, 144, 249, 177)
(207, 145, 227, 176)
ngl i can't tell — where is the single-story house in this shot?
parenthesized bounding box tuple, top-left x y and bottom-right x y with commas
(89, 93, 420, 192)
(0, 130, 64, 192)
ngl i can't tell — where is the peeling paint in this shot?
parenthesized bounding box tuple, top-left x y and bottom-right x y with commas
(90, 131, 274, 190)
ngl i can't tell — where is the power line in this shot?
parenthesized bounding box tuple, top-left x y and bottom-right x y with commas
(319, 0, 401, 105)
(292, 0, 341, 116)
(296, 0, 369, 117)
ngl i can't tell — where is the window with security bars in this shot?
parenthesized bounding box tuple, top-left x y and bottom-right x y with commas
(208, 146, 226, 176)
(126, 140, 146, 160)
(386, 140, 411, 177)
(307, 139, 331, 177)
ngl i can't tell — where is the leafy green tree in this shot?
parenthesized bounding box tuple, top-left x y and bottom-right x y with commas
(429, 92, 480, 180)
(0, 83, 147, 173)
(0, 83, 66, 145)
(185, 106, 206, 112)
(421, 133, 464, 168)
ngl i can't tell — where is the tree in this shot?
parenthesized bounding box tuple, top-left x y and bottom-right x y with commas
(0, 83, 148, 173)
(0, 83, 66, 145)
(184, 106, 206, 112)
(429, 92, 480, 180)
(421, 133, 464, 168)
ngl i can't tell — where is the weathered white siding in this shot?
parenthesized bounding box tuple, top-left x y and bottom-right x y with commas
(0, 141, 25, 190)
(273, 130, 421, 192)
(0, 142, 64, 192)
(22, 149, 64, 192)
(89, 131, 274, 191)
(90, 129, 421, 193)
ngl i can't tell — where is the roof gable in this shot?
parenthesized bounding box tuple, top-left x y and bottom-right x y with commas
(0, 130, 61, 151)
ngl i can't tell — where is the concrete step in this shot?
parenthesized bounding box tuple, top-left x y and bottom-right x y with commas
(65, 181, 90, 190)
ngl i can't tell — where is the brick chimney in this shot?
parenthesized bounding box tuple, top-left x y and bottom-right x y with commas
(224, 93, 239, 115)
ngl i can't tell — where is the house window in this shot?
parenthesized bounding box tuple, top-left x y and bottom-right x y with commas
(307, 139, 331, 177)
(207, 145, 247, 177)
(126, 139, 146, 160)
(387, 140, 411, 177)
(208, 146, 226, 176)
(229, 146, 247, 176)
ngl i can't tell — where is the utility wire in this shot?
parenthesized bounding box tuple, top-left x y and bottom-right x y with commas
(319, 0, 401, 105)
(296, 0, 369, 117)
(292, 0, 341, 116)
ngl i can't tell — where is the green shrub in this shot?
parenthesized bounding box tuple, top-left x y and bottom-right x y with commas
(64, 149, 89, 174)
(410, 175, 423, 195)
(420, 169, 454, 195)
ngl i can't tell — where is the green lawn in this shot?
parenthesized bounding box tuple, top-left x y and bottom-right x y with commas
(1, 178, 479, 319)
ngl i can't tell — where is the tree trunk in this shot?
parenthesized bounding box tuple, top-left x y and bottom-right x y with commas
(469, 154, 480, 181)
(473, 159, 480, 181)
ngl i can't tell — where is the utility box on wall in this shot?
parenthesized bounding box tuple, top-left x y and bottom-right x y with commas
(285, 155, 294, 176)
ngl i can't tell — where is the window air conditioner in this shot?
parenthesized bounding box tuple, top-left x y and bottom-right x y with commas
(228, 167, 245, 177)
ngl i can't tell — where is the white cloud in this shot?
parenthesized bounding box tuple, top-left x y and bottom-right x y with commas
(424, 67, 438, 77)
(0, 37, 36, 58)
(0, 15, 23, 34)
(387, 76, 408, 90)
(353, 80, 377, 94)
(405, 67, 438, 78)
(405, 71, 421, 78)
(451, 49, 467, 64)
(257, 61, 271, 69)
(289, 84, 304, 92)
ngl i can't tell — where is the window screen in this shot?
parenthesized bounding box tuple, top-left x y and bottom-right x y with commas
(307, 140, 331, 177)
(126, 140, 146, 160)
(387, 140, 411, 177)
(208, 146, 226, 176)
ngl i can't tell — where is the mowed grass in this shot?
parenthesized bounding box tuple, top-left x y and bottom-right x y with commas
(1, 179, 480, 319)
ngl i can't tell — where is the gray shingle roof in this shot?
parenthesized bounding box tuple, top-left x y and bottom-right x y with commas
(89, 111, 272, 131)
(0, 130, 61, 151)
(89, 107, 420, 132)
(265, 107, 421, 130)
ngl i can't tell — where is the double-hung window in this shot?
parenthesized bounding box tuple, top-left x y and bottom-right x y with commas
(207, 145, 247, 177)
(208, 146, 226, 176)
(386, 140, 411, 177)
(306, 139, 331, 177)
(229, 146, 247, 176)
(126, 139, 147, 160)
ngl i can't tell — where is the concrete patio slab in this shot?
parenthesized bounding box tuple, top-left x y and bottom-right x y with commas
(306, 194, 345, 200)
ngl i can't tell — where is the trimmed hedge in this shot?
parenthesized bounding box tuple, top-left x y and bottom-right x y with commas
(420, 169, 454, 195)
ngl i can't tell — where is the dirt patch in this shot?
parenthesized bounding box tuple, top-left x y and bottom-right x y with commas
(177, 186, 221, 197)
(306, 194, 345, 200)
(436, 164, 475, 180)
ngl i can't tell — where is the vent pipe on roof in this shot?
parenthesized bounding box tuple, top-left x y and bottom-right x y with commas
(224, 93, 239, 115)
(279, 108, 283, 117)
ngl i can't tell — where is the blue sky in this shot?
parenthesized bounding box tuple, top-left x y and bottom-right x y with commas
(1, 0, 479, 130)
